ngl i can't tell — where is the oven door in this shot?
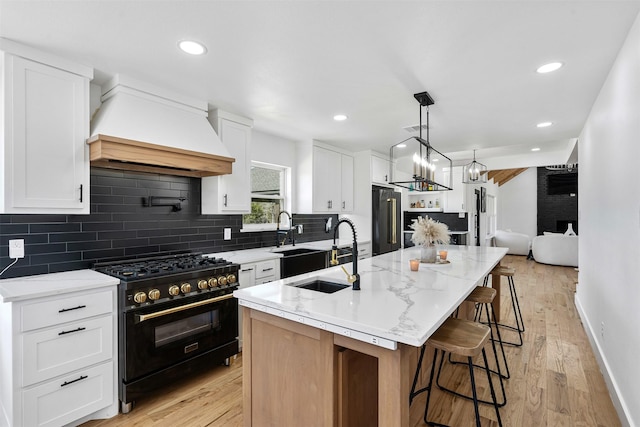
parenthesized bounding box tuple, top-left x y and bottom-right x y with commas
(123, 292, 238, 382)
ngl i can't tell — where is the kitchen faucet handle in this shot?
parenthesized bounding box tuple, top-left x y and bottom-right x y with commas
(340, 266, 357, 284)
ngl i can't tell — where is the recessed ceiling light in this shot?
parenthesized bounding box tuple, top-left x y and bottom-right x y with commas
(531, 147, 541, 152)
(396, 143, 407, 148)
(537, 122, 552, 128)
(536, 62, 563, 73)
(333, 114, 347, 121)
(178, 40, 207, 55)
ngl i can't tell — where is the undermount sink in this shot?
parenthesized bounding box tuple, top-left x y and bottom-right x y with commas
(292, 279, 349, 294)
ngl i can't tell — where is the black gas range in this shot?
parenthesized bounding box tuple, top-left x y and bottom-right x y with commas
(95, 253, 240, 414)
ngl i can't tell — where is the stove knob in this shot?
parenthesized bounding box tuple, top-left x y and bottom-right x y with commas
(169, 285, 180, 296)
(148, 289, 160, 301)
(217, 276, 228, 286)
(226, 274, 237, 284)
(181, 283, 192, 294)
(134, 292, 147, 304)
(208, 277, 218, 288)
(198, 280, 208, 290)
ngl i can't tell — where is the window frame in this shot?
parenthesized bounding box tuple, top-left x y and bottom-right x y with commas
(241, 161, 290, 232)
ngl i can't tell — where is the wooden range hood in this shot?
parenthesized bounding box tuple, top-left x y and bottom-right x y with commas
(87, 135, 235, 177)
(88, 75, 237, 178)
(87, 134, 234, 178)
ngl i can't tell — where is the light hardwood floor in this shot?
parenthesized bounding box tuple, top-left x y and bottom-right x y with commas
(84, 255, 620, 427)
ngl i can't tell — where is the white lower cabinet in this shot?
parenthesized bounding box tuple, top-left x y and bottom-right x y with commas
(22, 315, 113, 386)
(0, 283, 118, 427)
(238, 258, 280, 348)
(22, 361, 113, 427)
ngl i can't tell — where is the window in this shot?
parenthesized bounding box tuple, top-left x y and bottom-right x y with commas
(242, 162, 290, 230)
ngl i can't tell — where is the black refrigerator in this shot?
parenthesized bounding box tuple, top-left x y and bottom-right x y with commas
(372, 186, 401, 255)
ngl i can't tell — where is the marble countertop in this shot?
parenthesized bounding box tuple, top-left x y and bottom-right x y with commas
(0, 269, 120, 303)
(206, 239, 371, 265)
(234, 245, 507, 349)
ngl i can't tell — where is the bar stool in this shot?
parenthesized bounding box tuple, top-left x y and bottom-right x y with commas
(441, 286, 509, 407)
(483, 265, 525, 346)
(409, 317, 503, 427)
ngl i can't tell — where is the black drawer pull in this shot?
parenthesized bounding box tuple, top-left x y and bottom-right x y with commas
(261, 267, 273, 272)
(59, 305, 86, 313)
(241, 268, 254, 272)
(58, 327, 86, 336)
(61, 375, 88, 387)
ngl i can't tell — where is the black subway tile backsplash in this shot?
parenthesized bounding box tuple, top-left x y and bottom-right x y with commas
(0, 168, 338, 279)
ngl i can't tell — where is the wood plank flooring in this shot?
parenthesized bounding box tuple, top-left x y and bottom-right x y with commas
(83, 255, 620, 427)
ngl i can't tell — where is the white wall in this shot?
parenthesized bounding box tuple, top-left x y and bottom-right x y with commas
(576, 12, 640, 427)
(496, 167, 537, 238)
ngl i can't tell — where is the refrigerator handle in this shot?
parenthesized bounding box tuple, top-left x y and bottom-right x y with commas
(387, 198, 397, 244)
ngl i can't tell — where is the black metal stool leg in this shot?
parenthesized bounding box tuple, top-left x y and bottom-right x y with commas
(423, 348, 443, 426)
(509, 276, 525, 332)
(481, 348, 503, 427)
(409, 344, 427, 406)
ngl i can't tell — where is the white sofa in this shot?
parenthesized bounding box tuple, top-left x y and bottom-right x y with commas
(494, 230, 531, 256)
(531, 234, 578, 267)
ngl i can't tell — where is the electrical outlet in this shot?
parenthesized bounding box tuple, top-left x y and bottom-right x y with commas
(9, 239, 25, 259)
(223, 228, 231, 240)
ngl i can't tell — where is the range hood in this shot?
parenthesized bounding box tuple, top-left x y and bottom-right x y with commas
(88, 75, 234, 177)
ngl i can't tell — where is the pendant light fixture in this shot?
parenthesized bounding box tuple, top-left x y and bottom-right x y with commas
(389, 91, 452, 191)
(462, 149, 488, 184)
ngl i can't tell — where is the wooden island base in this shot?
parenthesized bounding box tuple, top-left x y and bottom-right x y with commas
(241, 304, 475, 427)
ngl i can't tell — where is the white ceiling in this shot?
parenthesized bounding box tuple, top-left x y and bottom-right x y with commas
(2, 1, 639, 167)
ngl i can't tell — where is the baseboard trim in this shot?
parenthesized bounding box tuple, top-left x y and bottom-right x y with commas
(574, 294, 634, 427)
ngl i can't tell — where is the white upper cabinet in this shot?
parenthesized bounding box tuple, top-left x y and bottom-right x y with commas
(1, 39, 93, 214)
(297, 141, 354, 214)
(371, 154, 392, 185)
(340, 154, 354, 212)
(201, 110, 253, 214)
(443, 167, 468, 212)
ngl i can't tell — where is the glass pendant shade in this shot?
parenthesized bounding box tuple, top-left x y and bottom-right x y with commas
(390, 136, 452, 191)
(462, 150, 488, 184)
(389, 91, 452, 191)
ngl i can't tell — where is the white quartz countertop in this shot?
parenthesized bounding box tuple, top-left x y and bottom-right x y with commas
(234, 245, 507, 348)
(205, 239, 370, 265)
(0, 269, 120, 303)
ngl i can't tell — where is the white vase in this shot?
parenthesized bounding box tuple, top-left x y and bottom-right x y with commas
(420, 244, 437, 263)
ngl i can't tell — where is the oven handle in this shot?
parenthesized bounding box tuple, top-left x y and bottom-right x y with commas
(135, 294, 234, 323)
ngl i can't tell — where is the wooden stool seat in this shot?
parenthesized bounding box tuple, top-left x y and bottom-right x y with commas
(483, 264, 525, 347)
(427, 318, 490, 358)
(491, 266, 515, 277)
(466, 286, 497, 305)
(411, 317, 503, 426)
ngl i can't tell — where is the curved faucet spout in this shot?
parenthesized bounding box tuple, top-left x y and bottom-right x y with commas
(332, 218, 360, 290)
(276, 210, 294, 247)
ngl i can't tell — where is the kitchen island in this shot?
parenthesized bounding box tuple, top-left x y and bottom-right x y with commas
(234, 244, 507, 427)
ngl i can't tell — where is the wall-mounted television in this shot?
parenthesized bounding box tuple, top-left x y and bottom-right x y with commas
(547, 173, 578, 195)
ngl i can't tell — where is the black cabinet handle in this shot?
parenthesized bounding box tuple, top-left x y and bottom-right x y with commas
(61, 375, 88, 387)
(59, 305, 86, 313)
(58, 327, 86, 336)
(261, 267, 273, 272)
(241, 268, 254, 272)
(223, 194, 228, 207)
(79, 184, 83, 202)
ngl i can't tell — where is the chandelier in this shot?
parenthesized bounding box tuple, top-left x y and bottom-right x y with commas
(389, 91, 452, 191)
(462, 149, 488, 184)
